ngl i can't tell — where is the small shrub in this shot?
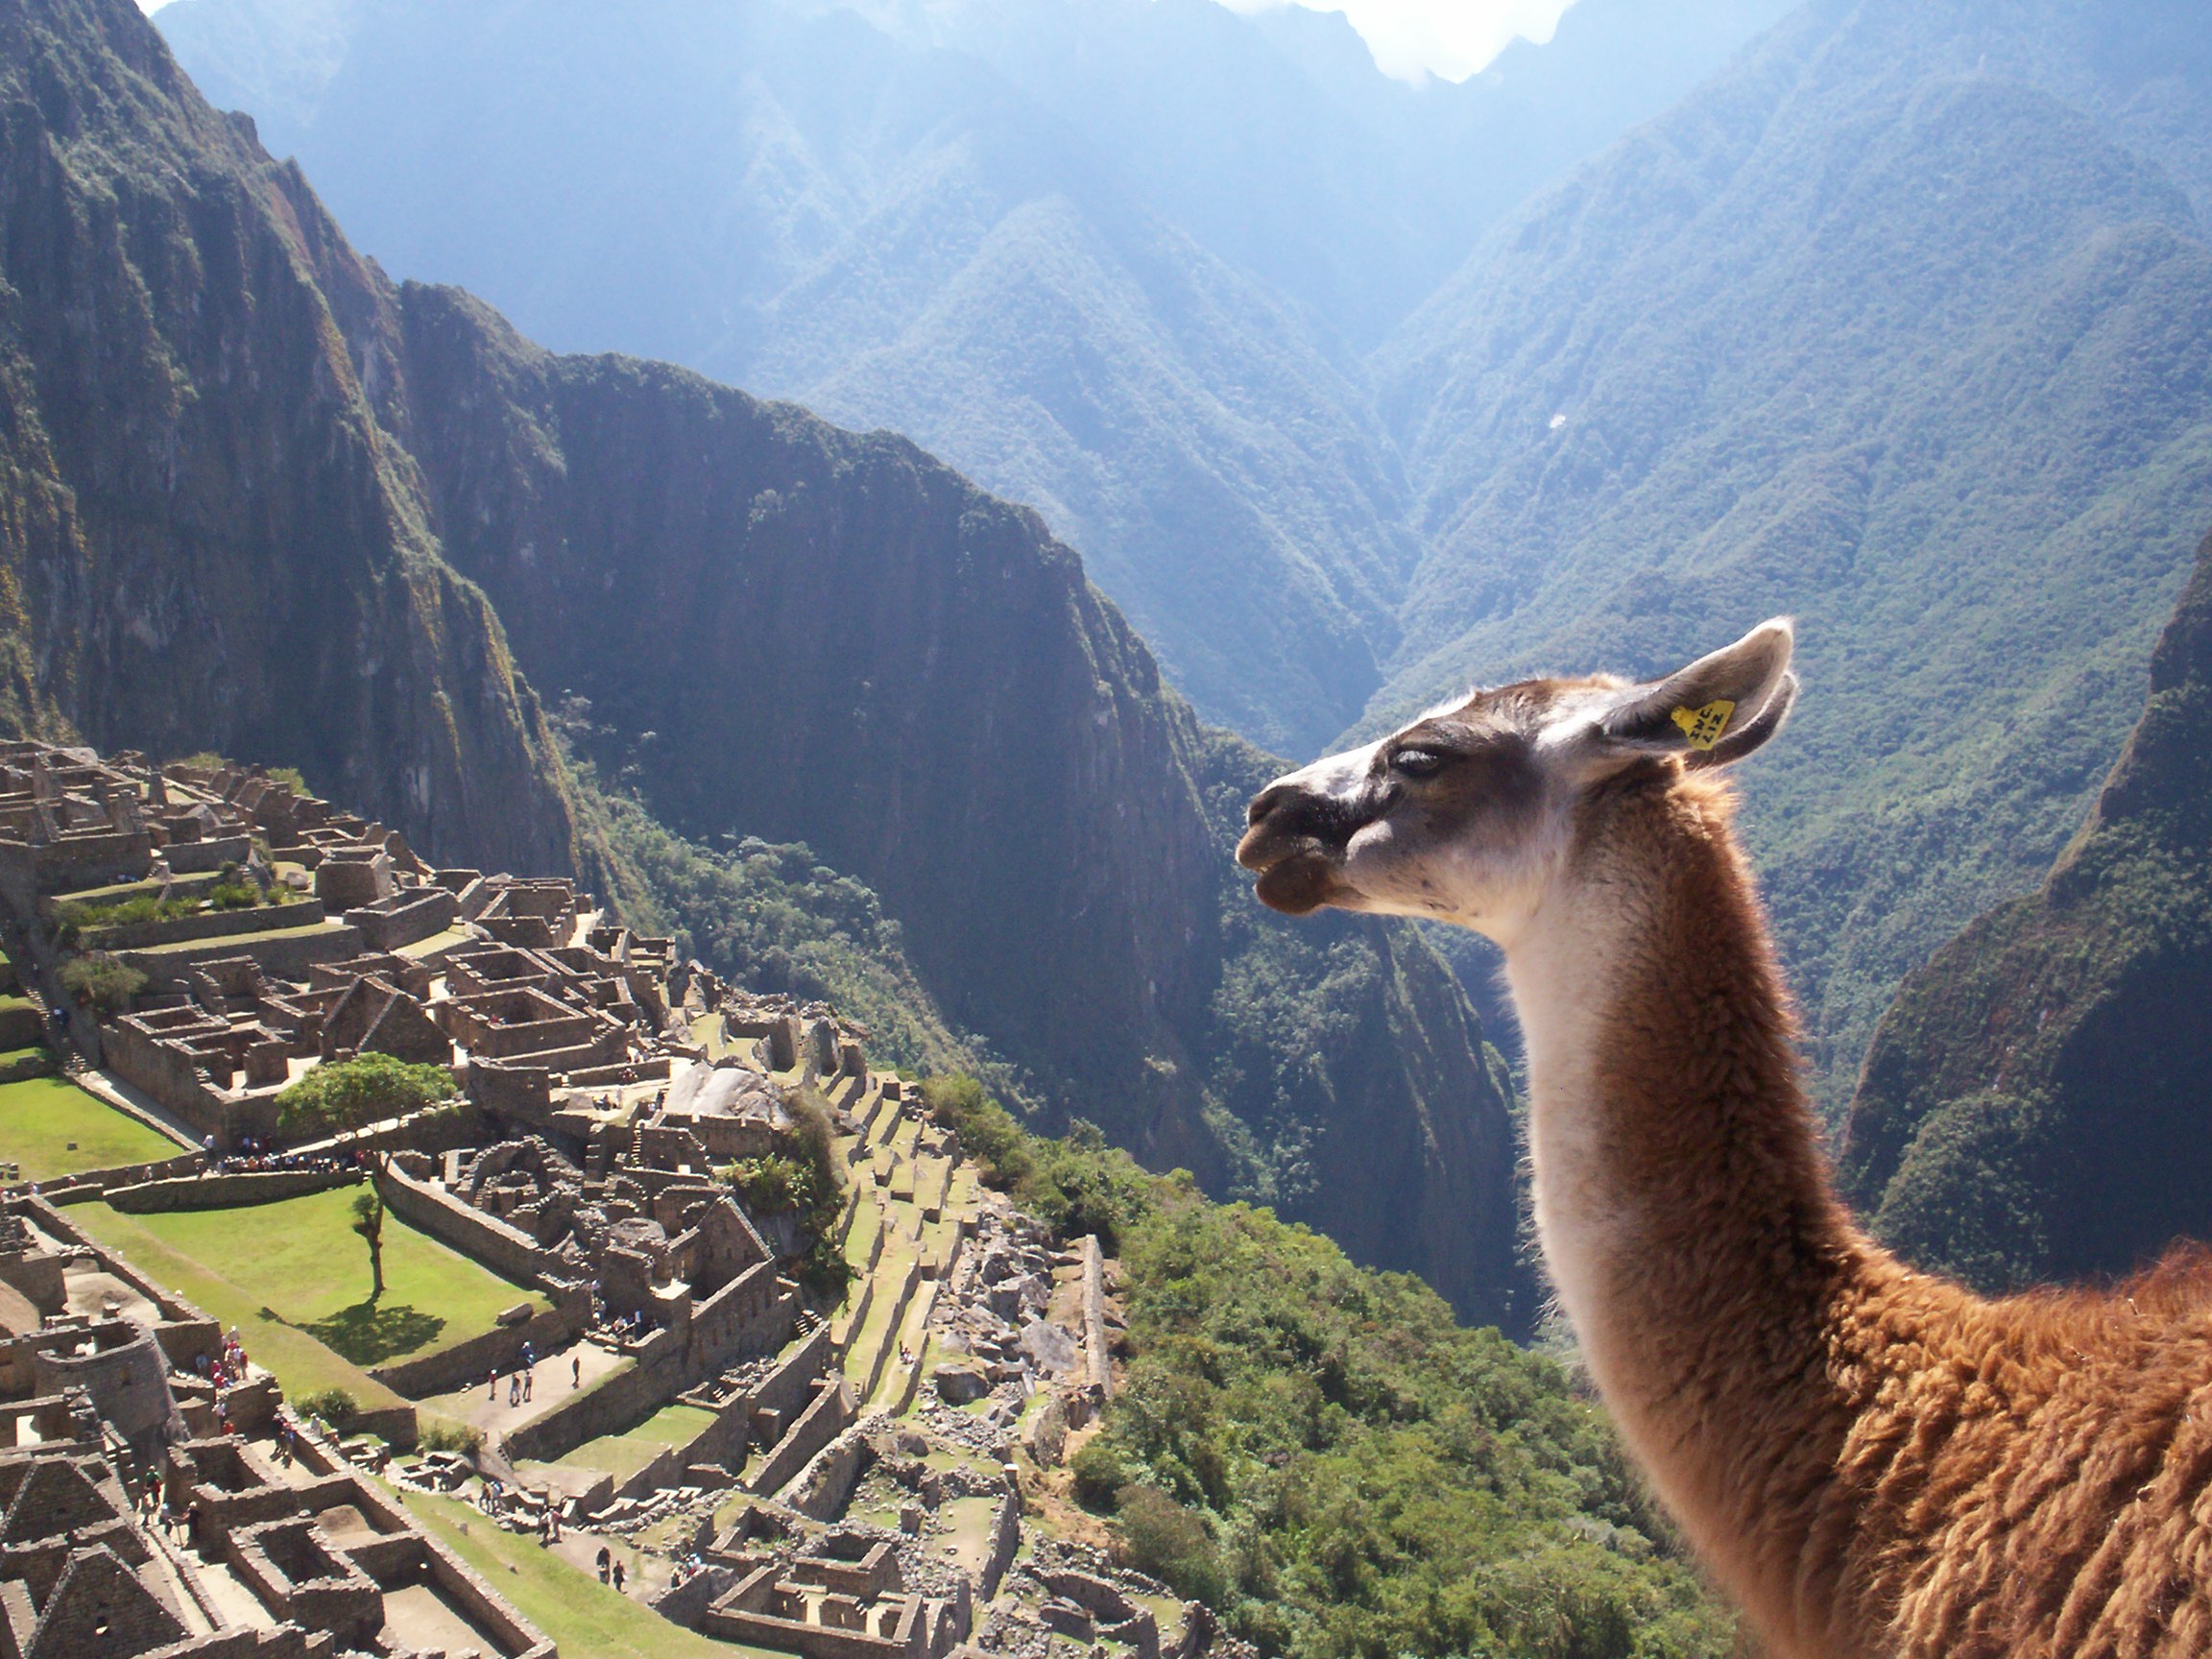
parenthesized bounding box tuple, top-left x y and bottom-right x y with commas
(206, 882, 261, 911)
(1070, 1437, 1129, 1510)
(59, 953, 146, 1014)
(418, 1418, 483, 1455)
(1113, 1485, 1228, 1605)
(294, 1387, 358, 1430)
(720, 1153, 814, 1214)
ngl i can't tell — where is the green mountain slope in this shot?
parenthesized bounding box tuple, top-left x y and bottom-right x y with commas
(1376, 0, 2212, 1111)
(1839, 526, 2212, 1291)
(386, 284, 1528, 1325)
(152, 0, 1798, 755)
(0, 0, 1532, 1325)
(926, 1077, 1736, 1657)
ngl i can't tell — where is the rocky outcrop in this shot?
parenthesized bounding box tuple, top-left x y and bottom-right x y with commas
(1840, 526, 2212, 1291)
(0, 0, 584, 878)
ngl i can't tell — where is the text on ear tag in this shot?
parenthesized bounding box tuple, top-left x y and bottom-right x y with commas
(1670, 699, 1736, 752)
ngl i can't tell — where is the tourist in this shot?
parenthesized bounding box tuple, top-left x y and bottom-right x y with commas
(522, 1367, 533, 1403)
(595, 1546, 612, 1583)
(613, 1559, 625, 1595)
(508, 1373, 521, 1407)
(572, 1355, 582, 1389)
(488, 1367, 499, 1401)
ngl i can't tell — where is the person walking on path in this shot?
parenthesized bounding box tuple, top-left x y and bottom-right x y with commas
(572, 1355, 582, 1389)
(613, 1558, 626, 1595)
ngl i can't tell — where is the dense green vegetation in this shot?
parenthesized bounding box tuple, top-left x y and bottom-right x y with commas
(925, 1074, 1732, 1659)
(276, 1053, 457, 1135)
(1376, 0, 2212, 1118)
(581, 781, 1005, 1093)
(1841, 529, 2212, 1290)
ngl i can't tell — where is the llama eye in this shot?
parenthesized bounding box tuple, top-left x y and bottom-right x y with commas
(1390, 749, 1444, 779)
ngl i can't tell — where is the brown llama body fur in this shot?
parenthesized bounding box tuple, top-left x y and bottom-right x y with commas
(1570, 775, 2212, 1659)
(1238, 622, 2212, 1659)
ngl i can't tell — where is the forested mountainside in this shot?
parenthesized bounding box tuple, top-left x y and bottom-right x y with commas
(1839, 526, 2212, 1292)
(162, 0, 2212, 1124)
(1378, 0, 2212, 1111)
(154, 0, 1794, 756)
(0, 0, 1530, 1325)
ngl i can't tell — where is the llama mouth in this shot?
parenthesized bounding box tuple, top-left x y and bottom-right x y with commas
(1251, 851, 1348, 916)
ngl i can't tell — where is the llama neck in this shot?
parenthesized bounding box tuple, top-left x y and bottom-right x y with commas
(1505, 780, 1873, 1642)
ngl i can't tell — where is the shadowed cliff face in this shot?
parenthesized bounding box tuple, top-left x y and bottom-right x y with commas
(385, 290, 1529, 1327)
(1841, 527, 2212, 1292)
(0, 0, 584, 878)
(0, 0, 1530, 1325)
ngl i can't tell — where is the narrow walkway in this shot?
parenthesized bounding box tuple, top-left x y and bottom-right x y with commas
(418, 1337, 629, 1437)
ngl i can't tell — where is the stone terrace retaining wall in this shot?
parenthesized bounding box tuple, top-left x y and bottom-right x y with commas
(372, 1283, 590, 1401)
(746, 1378, 853, 1500)
(83, 899, 326, 952)
(106, 1168, 357, 1213)
(117, 921, 364, 994)
(376, 1167, 558, 1289)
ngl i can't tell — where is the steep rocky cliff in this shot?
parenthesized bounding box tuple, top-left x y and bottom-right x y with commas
(0, 0, 583, 877)
(1840, 526, 2212, 1291)
(0, 0, 1529, 1325)
(386, 288, 1527, 1326)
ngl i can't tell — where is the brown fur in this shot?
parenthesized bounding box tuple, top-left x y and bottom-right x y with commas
(1559, 766, 2212, 1659)
(1241, 649, 2212, 1658)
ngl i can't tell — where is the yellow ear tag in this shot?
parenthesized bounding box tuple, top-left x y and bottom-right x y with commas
(1670, 699, 1736, 752)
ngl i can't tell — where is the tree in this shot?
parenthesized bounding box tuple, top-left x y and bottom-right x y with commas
(59, 953, 146, 1014)
(350, 1190, 386, 1301)
(276, 1054, 456, 1302)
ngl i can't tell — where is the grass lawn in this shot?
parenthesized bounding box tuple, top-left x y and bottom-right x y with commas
(73, 1187, 548, 1398)
(555, 1403, 717, 1481)
(0, 1075, 186, 1181)
(406, 1492, 783, 1659)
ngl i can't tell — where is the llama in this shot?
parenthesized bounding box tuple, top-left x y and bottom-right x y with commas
(1237, 620, 2212, 1659)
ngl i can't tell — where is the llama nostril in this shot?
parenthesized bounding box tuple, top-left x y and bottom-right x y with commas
(1247, 784, 1288, 828)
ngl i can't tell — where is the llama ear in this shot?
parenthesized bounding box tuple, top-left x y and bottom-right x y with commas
(1599, 619, 1797, 766)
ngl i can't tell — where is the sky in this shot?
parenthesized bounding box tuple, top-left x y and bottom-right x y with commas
(1222, 0, 1578, 81)
(135, 0, 1578, 84)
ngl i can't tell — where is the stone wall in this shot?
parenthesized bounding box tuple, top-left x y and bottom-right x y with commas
(376, 1168, 557, 1288)
(501, 1354, 672, 1468)
(82, 898, 327, 952)
(117, 922, 366, 996)
(371, 1283, 590, 1400)
(981, 1495, 1021, 1599)
(784, 1419, 873, 1522)
(1080, 1234, 1112, 1395)
(343, 887, 456, 951)
(748, 1323, 833, 1433)
(748, 1381, 854, 1502)
(103, 1020, 278, 1144)
(105, 1168, 357, 1214)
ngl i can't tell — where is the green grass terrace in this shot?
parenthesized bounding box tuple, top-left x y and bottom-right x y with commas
(0, 1074, 187, 1183)
(72, 1187, 550, 1409)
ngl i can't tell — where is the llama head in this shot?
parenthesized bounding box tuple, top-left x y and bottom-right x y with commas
(1237, 620, 1798, 945)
